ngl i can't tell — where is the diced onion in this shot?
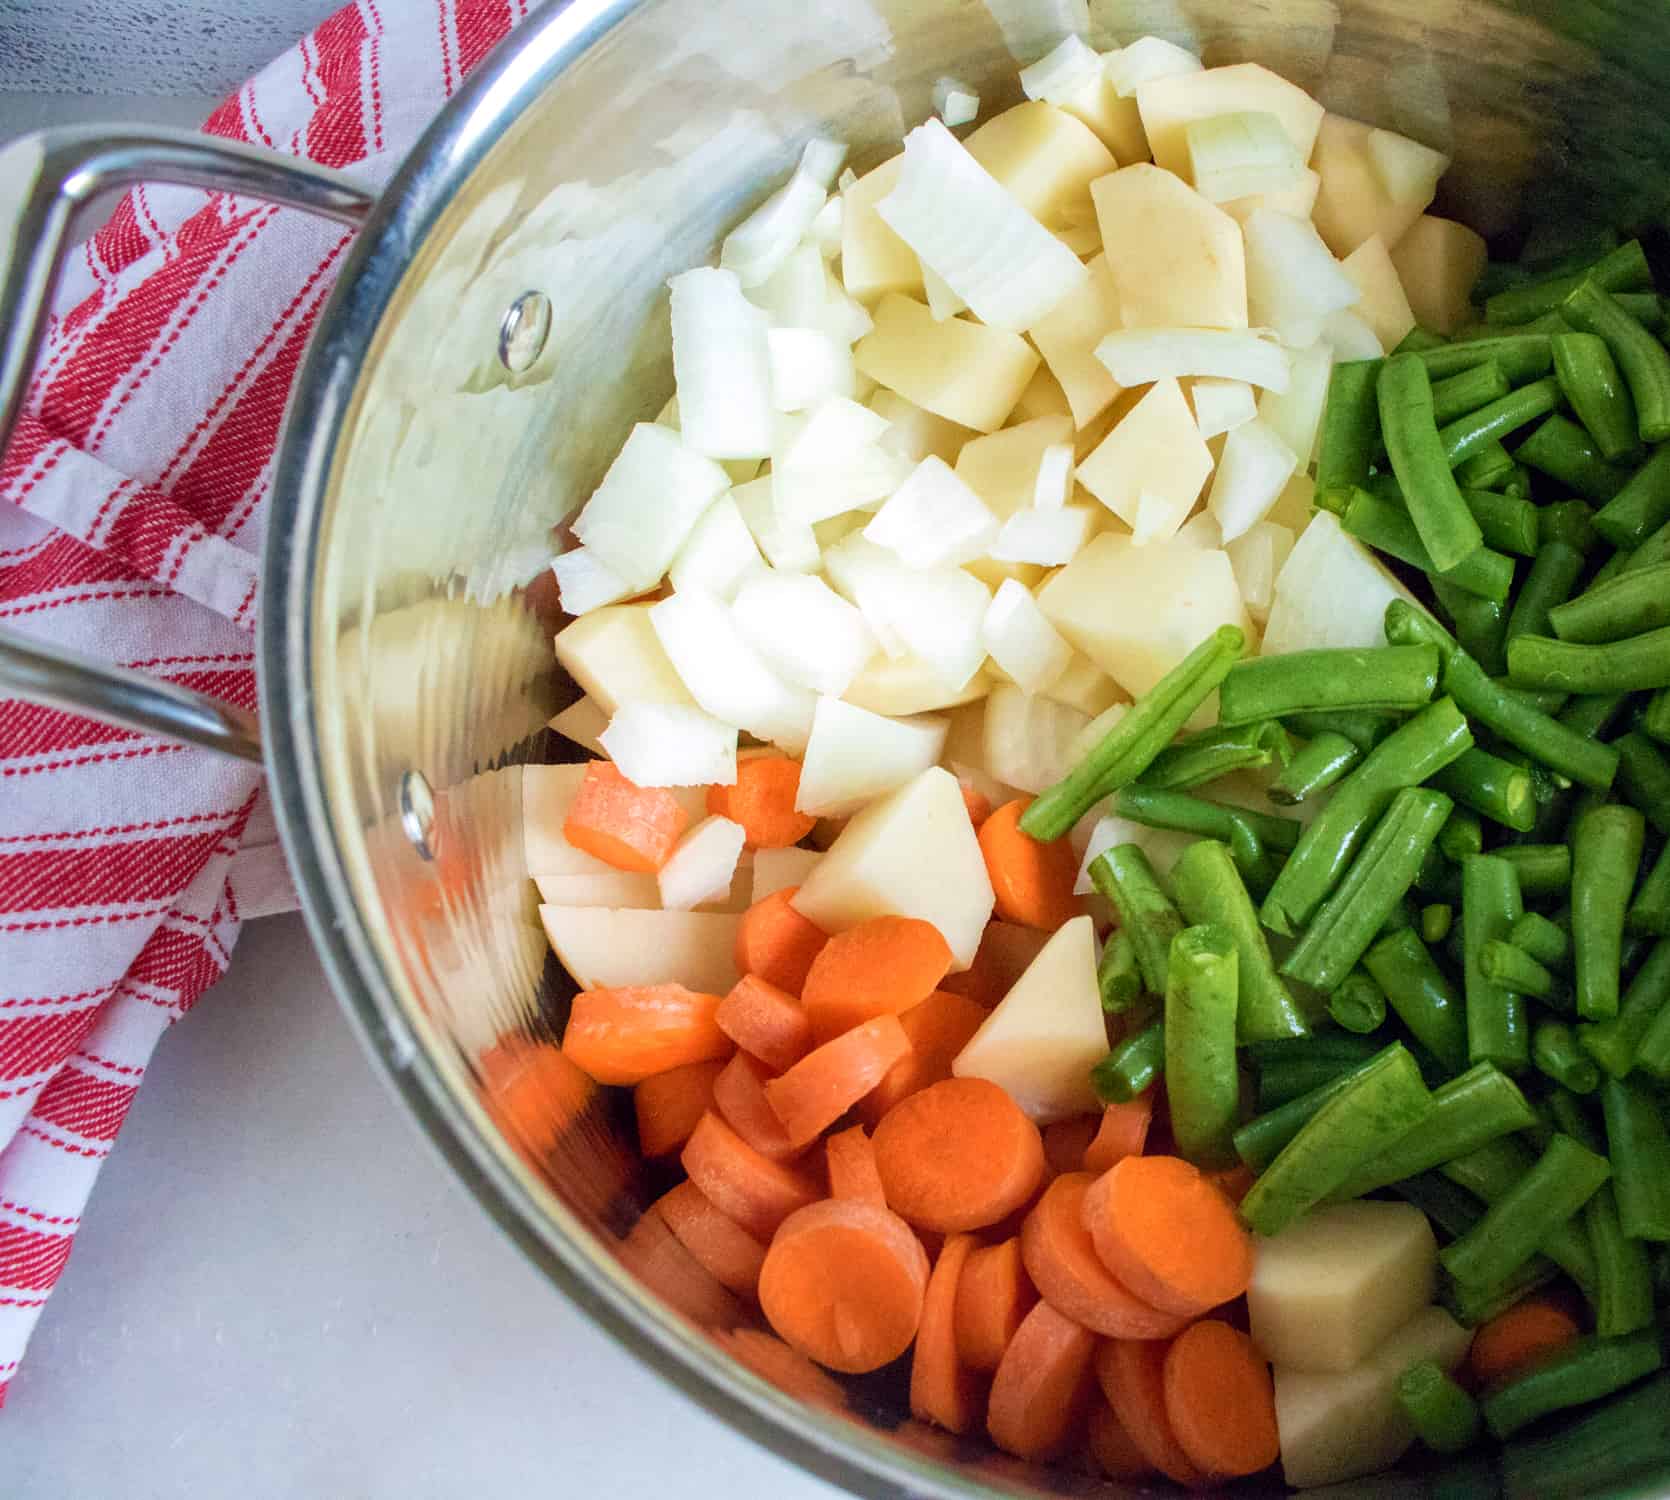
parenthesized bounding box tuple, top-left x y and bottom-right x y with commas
(1105, 36, 1202, 97)
(1190, 377, 1257, 440)
(871, 389, 971, 467)
(821, 533, 911, 657)
(983, 683, 1089, 794)
(1034, 442, 1075, 509)
(796, 697, 948, 817)
(768, 327, 859, 411)
(1225, 519, 1296, 623)
(772, 396, 910, 522)
(668, 495, 766, 602)
(1261, 511, 1422, 656)
(550, 545, 632, 616)
(867, 564, 993, 692)
(922, 263, 968, 321)
(1096, 328, 1291, 391)
(1257, 342, 1332, 468)
(1322, 308, 1385, 360)
(600, 703, 739, 788)
(810, 195, 843, 258)
(798, 136, 849, 190)
(933, 76, 981, 127)
(1242, 209, 1361, 348)
(749, 244, 834, 329)
(718, 137, 846, 288)
(1174, 510, 1225, 549)
(1206, 417, 1299, 542)
(1020, 35, 1104, 103)
(658, 816, 748, 911)
(669, 267, 776, 459)
(991, 504, 1097, 565)
(731, 476, 821, 573)
(864, 455, 997, 568)
(982, 579, 1072, 693)
(732, 571, 879, 697)
(1133, 491, 1182, 545)
(1185, 111, 1303, 202)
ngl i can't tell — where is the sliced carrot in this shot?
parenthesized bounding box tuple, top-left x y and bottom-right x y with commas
(960, 782, 993, 830)
(1096, 1339, 1208, 1488)
(758, 1198, 930, 1374)
(1082, 1154, 1255, 1318)
(716, 973, 816, 1074)
(708, 755, 818, 849)
(618, 1203, 746, 1330)
(735, 887, 829, 997)
(978, 799, 1083, 931)
(562, 760, 689, 872)
(656, 1179, 768, 1298)
(711, 1327, 847, 1412)
(856, 988, 988, 1128)
(1083, 1094, 1156, 1175)
(911, 1233, 986, 1435)
(800, 915, 954, 1042)
(563, 984, 732, 1086)
(955, 1236, 1038, 1373)
(985, 1299, 1098, 1461)
(941, 920, 1052, 1009)
(713, 1051, 803, 1162)
(477, 1039, 596, 1154)
(634, 1058, 726, 1158)
(764, 1014, 912, 1150)
(1162, 1319, 1279, 1480)
(1043, 1115, 1100, 1177)
(681, 1110, 821, 1241)
(1469, 1294, 1582, 1388)
(1087, 1395, 1155, 1480)
(825, 1125, 886, 1207)
(1021, 1172, 1192, 1339)
(872, 1077, 1046, 1233)
(1205, 1162, 1256, 1207)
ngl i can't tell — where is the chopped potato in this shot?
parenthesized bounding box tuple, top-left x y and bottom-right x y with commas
(535, 871, 661, 909)
(1135, 63, 1325, 182)
(1009, 362, 1073, 423)
(1341, 235, 1417, 350)
(539, 906, 742, 993)
(1310, 114, 1448, 258)
(955, 414, 1076, 520)
(1390, 214, 1488, 335)
(1075, 377, 1214, 542)
(1093, 164, 1247, 330)
(1040, 652, 1126, 717)
(1029, 253, 1125, 428)
(982, 682, 1090, 793)
(963, 101, 1116, 230)
(751, 845, 822, 903)
(1220, 166, 1321, 225)
(843, 652, 991, 717)
(553, 604, 694, 715)
(841, 157, 924, 302)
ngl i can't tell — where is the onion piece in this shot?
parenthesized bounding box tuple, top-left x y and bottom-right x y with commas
(731, 571, 879, 698)
(550, 546, 632, 616)
(1226, 519, 1296, 624)
(1242, 209, 1360, 348)
(821, 533, 911, 658)
(868, 564, 993, 693)
(991, 504, 1097, 565)
(1206, 417, 1299, 542)
(1105, 36, 1202, 98)
(772, 396, 910, 523)
(876, 118, 1090, 332)
(1096, 328, 1290, 390)
(1174, 510, 1225, 549)
(1019, 35, 1103, 104)
(922, 263, 967, 322)
(982, 683, 1089, 794)
(1185, 111, 1304, 202)
(982, 579, 1072, 693)
(934, 76, 981, 127)
(798, 137, 848, 190)
(1034, 442, 1075, 509)
(1190, 377, 1257, 439)
(864, 455, 997, 568)
(1261, 511, 1421, 656)
(809, 195, 843, 258)
(796, 697, 948, 817)
(871, 389, 971, 467)
(731, 476, 820, 573)
(658, 816, 748, 911)
(768, 327, 859, 411)
(668, 494, 767, 602)
(1257, 341, 1332, 468)
(718, 137, 845, 288)
(669, 267, 775, 459)
(1322, 308, 1385, 360)
(600, 703, 739, 789)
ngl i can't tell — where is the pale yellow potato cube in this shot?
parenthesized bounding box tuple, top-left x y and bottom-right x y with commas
(841, 157, 923, 303)
(1010, 362, 1073, 423)
(538, 906, 742, 994)
(963, 101, 1117, 230)
(844, 655, 992, 718)
(1093, 164, 1247, 330)
(535, 871, 661, 908)
(1342, 235, 1417, 350)
(1220, 167, 1321, 225)
(1051, 71, 1150, 162)
(956, 415, 1077, 521)
(1390, 214, 1488, 335)
(854, 294, 1039, 433)
(1075, 378, 1213, 540)
(1041, 652, 1126, 717)
(1135, 63, 1324, 181)
(1029, 253, 1124, 428)
(553, 605, 693, 716)
(1248, 1201, 1437, 1374)
(1311, 114, 1448, 258)
(792, 766, 996, 968)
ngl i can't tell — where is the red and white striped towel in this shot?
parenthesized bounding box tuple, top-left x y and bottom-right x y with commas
(0, 0, 530, 1406)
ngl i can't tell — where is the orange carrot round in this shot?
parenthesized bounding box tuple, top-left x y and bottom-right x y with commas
(940, 920, 1052, 1009)
(477, 1039, 596, 1154)
(758, 1198, 930, 1374)
(563, 984, 733, 1086)
(681, 1111, 821, 1241)
(716, 973, 816, 1074)
(655, 1179, 768, 1298)
(825, 1125, 886, 1207)
(711, 1327, 846, 1412)
(1162, 1319, 1280, 1479)
(634, 1058, 726, 1158)
(1021, 1173, 1192, 1339)
(563, 761, 690, 872)
(764, 1013, 913, 1150)
(713, 1051, 803, 1163)
(985, 1299, 1098, 1461)
(735, 888, 829, 997)
(911, 1233, 986, 1435)
(1469, 1294, 1582, 1388)
(1043, 1115, 1100, 1177)
(1082, 1154, 1254, 1318)
(800, 915, 954, 1042)
(954, 1236, 1038, 1374)
(857, 988, 988, 1127)
(1096, 1339, 1207, 1487)
(872, 1077, 1046, 1233)
(1087, 1395, 1155, 1480)
(707, 755, 818, 849)
(1083, 1094, 1156, 1175)
(978, 798, 1083, 931)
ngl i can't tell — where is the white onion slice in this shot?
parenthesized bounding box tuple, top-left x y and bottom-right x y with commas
(864, 455, 997, 568)
(550, 546, 632, 616)
(669, 267, 775, 459)
(1207, 417, 1299, 542)
(732, 571, 878, 698)
(1190, 377, 1257, 439)
(1257, 342, 1333, 467)
(982, 579, 1072, 693)
(1034, 442, 1075, 510)
(718, 137, 845, 288)
(772, 396, 909, 523)
(768, 327, 859, 411)
(1096, 328, 1290, 391)
(1243, 210, 1361, 348)
(1226, 519, 1296, 624)
(1185, 111, 1304, 202)
(1020, 35, 1104, 103)
(1106, 36, 1202, 97)
(658, 816, 748, 911)
(600, 703, 739, 788)
(731, 476, 820, 573)
(991, 504, 1097, 565)
(667, 495, 766, 602)
(1322, 308, 1385, 360)
(934, 76, 981, 126)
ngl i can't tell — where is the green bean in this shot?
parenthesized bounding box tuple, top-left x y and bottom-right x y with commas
(1504, 462, 1535, 497)
(1395, 1170, 1488, 1239)
(1139, 721, 1291, 792)
(1485, 240, 1653, 326)
(1268, 731, 1360, 805)
(1315, 359, 1382, 491)
(1234, 1044, 1395, 1171)
(1587, 1185, 1655, 1339)
(1550, 564, 1670, 648)
(1600, 1076, 1670, 1240)
(1397, 326, 1450, 353)
(1089, 846, 1183, 997)
(1441, 597, 1511, 679)
(1380, 353, 1487, 570)
(1398, 1360, 1483, 1454)
(1440, 1133, 1611, 1290)
(1457, 440, 1516, 490)
(1447, 1259, 1563, 1327)
(1628, 844, 1670, 935)
(1429, 749, 1537, 832)
(1262, 697, 1473, 935)
(1422, 903, 1453, 943)
(1538, 499, 1601, 554)
(1483, 1329, 1663, 1439)
(1438, 807, 1484, 862)
(1482, 939, 1562, 1000)
(1440, 1138, 1598, 1292)
(1516, 414, 1635, 502)
(1630, 950, 1670, 1081)
(1461, 488, 1541, 557)
(1614, 732, 1670, 835)
(1333, 1062, 1537, 1199)
(1563, 281, 1670, 444)
(1281, 710, 1399, 751)
(1579, 939, 1670, 1078)
(1171, 840, 1306, 1044)
(1097, 927, 1143, 1013)
(1090, 1017, 1164, 1104)
(1240, 1043, 1433, 1237)
(1511, 911, 1570, 967)
(1257, 1056, 1365, 1110)
(1493, 844, 1573, 898)
(1621, 512, 1670, 574)
(1491, 677, 1569, 716)
(1113, 786, 1300, 854)
(1617, 290, 1669, 329)
(1554, 331, 1643, 462)
(1551, 1088, 1606, 1155)
(1020, 625, 1246, 841)
(1419, 335, 1554, 385)
(1328, 969, 1387, 1035)
(1642, 686, 1670, 745)
(1431, 362, 1511, 426)
(1163, 925, 1240, 1168)
(1507, 541, 1587, 646)
(1593, 453, 1670, 552)
(1573, 805, 1648, 1020)
(1219, 644, 1441, 725)
(1533, 1020, 1600, 1094)
(1246, 1034, 1384, 1070)
(1342, 490, 1515, 605)
(1438, 376, 1563, 468)
(1464, 854, 1529, 1071)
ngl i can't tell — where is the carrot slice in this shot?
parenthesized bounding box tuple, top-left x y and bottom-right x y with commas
(735, 888, 829, 997)
(986, 1299, 1098, 1461)
(619, 1203, 746, 1329)
(825, 1125, 886, 1207)
(711, 1327, 847, 1412)
(955, 1236, 1038, 1373)
(1021, 1172, 1192, 1339)
(872, 1077, 1046, 1233)
(1205, 1162, 1256, 1207)
(1162, 1319, 1279, 1479)
(713, 1051, 803, 1162)
(1043, 1115, 1100, 1177)
(681, 1111, 821, 1241)
(856, 988, 988, 1128)
(911, 1233, 986, 1435)
(1096, 1339, 1207, 1488)
(1469, 1294, 1582, 1388)
(758, 1198, 930, 1374)
(634, 1058, 726, 1158)
(940, 921, 1051, 1009)
(1083, 1094, 1156, 1175)
(716, 974, 816, 1074)
(1087, 1395, 1155, 1480)
(656, 1179, 768, 1298)
(477, 1039, 596, 1154)
(562, 760, 690, 872)
(800, 915, 954, 1042)
(563, 984, 732, 1086)
(708, 755, 817, 849)
(1082, 1154, 1254, 1318)
(978, 799, 1083, 931)
(764, 1014, 912, 1150)
(960, 782, 993, 830)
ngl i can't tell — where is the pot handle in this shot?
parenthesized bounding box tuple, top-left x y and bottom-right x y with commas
(0, 127, 378, 762)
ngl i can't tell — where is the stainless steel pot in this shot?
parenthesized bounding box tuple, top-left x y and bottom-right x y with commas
(6, 1, 1670, 1493)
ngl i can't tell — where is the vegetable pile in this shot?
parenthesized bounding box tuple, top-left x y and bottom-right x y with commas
(501, 27, 1670, 1495)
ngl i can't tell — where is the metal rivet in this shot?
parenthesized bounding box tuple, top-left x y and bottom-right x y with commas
(498, 289, 551, 373)
(399, 769, 438, 861)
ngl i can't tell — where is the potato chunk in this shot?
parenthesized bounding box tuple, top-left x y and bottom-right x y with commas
(553, 605, 693, 715)
(1093, 164, 1247, 330)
